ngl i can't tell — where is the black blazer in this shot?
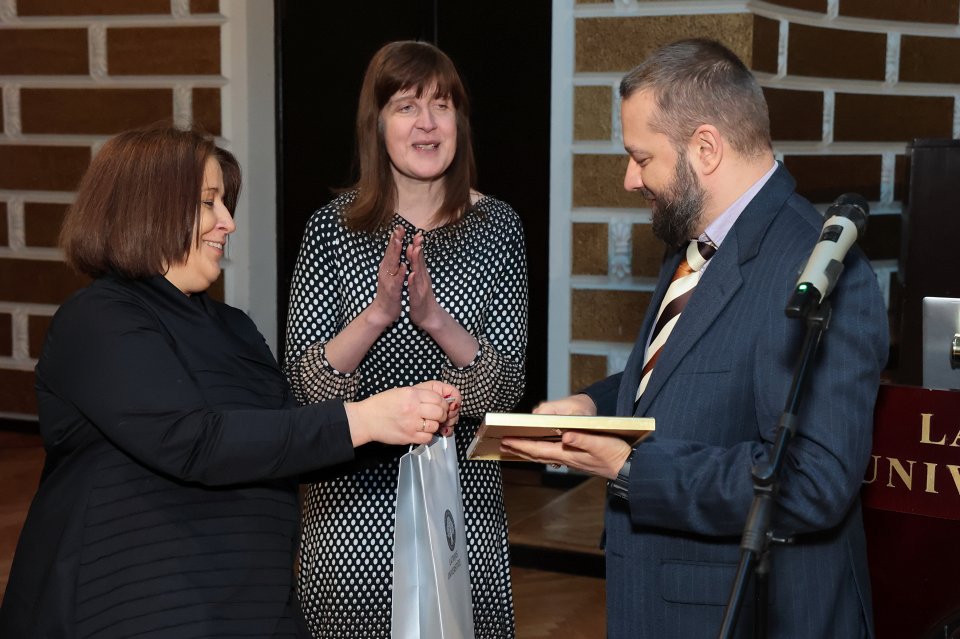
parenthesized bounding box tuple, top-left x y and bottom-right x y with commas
(0, 275, 355, 638)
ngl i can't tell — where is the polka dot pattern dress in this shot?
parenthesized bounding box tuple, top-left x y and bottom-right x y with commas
(285, 191, 528, 639)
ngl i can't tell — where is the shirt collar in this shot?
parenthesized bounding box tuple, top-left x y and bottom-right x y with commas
(699, 161, 778, 248)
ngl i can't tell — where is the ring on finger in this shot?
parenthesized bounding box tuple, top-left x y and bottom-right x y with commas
(420, 418, 427, 432)
(385, 268, 398, 277)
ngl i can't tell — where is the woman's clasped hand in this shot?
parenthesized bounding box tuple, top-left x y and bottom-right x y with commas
(345, 380, 462, 446)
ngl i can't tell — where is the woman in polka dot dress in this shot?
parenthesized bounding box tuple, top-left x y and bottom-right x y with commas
(284, 41, 527, 638)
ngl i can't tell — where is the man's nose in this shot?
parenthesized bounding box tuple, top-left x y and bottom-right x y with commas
(624, 158, 643, 192)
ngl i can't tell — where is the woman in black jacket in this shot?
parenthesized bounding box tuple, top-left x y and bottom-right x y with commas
(0, 123, 460, 638)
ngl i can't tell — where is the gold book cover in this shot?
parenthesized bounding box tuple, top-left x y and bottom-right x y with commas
(467, 413, 655, 461)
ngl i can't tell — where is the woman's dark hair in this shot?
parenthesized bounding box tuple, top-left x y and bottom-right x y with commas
(61, 123, 241, 279)
(346, 40, 476, 233)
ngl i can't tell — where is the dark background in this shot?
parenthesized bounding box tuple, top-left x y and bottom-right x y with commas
(275, 1, 552, 410)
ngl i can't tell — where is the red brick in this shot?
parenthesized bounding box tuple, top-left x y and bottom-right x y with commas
(21, 89, 172, 136)
(632, 224, 666, 278)
(900, 35, 960, 84)
(0, 145, 90, 192)
(834, 94, 953, 142)
(0, 144, 90, 191)
(783, 154, 882, 203)
(193, 88, 221, 136)
(0, 369, 38, 415)
(572, 289, 652, 343)
(0, 258, 90, 305)
(752, 15, 779, 74)
(573, 155, 637, 208)
(572, 223, 607, 275)
(570, 354, 607, 395)
(24, 203, 69, 248)
(574, 86, 612, 142)
(0, 429, 42, 444)
(0, 202, 7, 247)
(0, 314, 11, 357)
(107, 27, 220, 75)
(576, 15, 754, 73)
(17, 0, 169, 15)
(764, 87, 822, 141)
(764, 0, 827, 11)
(788, 24, 886, 81)
(28, 315, 53, 359)
(0, 29, 88, 75)
(840, 0, 959, 24)
(190, 0, 220, 13)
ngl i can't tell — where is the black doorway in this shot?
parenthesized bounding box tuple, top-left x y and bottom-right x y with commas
(274, 1, 551, 411)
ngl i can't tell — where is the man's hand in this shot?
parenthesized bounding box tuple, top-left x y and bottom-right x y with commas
(500, 430, 632, 480)
(532, 393, 597, 416)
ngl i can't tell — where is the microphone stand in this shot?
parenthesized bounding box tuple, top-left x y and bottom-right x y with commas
(717, 292, 832, 639)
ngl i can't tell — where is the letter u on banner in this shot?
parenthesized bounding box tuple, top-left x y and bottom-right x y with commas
(391, 434, 475, 639)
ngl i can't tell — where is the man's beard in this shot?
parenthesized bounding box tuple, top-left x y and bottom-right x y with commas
(644, 152, 706, 248)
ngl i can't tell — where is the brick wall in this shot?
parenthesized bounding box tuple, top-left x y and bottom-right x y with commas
(4, 0, 954, 414)
(0, 0, 227, 421)
(550, 0, 960, 396)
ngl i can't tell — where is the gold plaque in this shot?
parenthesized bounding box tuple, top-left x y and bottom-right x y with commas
(467, 412, 655, 461)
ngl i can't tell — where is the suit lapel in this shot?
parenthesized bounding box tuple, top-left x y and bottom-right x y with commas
(633, 237, 743, 414)
(630, 164, 797, 416)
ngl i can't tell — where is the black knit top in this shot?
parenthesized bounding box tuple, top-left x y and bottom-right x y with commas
(0, 274, 355, 638)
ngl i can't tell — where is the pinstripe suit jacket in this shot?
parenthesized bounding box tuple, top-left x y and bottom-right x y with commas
(584, 165, 888, 638)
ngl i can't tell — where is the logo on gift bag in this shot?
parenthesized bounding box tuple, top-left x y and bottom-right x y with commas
(444, 509, 456, 551)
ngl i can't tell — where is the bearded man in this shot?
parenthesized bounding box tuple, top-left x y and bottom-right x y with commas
(502, 39, 887, 638)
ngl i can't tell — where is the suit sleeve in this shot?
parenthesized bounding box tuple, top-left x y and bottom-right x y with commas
(37, 292, 356, 486)
(582, 372, 623, 416)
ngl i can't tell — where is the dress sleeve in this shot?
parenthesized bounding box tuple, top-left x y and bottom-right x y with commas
(37, 292, 356, 487)
(442, 203, 528, 417)
(284, 204, 361, 404)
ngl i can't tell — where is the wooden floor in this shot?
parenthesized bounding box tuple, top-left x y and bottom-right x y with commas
(502, 466, 607, 637)
(0, 430, 606, 637)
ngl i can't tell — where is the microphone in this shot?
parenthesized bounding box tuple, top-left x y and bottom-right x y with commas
(785, 193, 869, 318)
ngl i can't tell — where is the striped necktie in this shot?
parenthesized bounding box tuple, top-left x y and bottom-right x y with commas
(635, 239, 717, 402)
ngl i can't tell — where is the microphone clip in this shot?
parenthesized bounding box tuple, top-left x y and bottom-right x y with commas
(785, 260, 844, 319)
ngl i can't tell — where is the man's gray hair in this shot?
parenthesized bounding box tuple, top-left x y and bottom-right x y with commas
(620, 38, 772, 158)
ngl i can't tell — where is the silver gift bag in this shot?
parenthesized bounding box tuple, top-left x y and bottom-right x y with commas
(391, 434, 475, 639)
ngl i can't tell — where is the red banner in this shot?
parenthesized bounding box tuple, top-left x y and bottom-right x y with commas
(863, 384, 960, 521)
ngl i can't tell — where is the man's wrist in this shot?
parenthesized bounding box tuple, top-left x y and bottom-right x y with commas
(606, 449, 634, 502)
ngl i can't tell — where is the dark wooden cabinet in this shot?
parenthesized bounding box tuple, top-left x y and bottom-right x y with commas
(895, 139, 960, 385)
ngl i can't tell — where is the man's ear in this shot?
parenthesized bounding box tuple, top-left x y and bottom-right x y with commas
(690, 125, 722, 175)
